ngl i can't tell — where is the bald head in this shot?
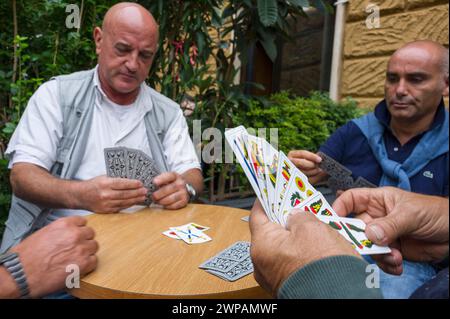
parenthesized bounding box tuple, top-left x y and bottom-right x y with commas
(392, 40, 449, 78)
(102, 2, 159, 42)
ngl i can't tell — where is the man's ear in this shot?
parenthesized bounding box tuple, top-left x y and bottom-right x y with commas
(443, 75, 449, 97)
(93, 27, 103, 55)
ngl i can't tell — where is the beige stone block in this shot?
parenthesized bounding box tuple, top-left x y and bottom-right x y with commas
(348, 0, 405, 21)
(341, 56, 389, 97)
(344, 4, 449, 58)
(348, 97, 384, 110)
(406, 0, 449, 10)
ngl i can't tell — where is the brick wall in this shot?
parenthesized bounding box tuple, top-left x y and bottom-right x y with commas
(341, 0, 449, 108)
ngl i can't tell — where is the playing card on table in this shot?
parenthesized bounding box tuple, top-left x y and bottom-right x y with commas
(206, 256, 254, 282)
(173, 222, 210, 232)
(199, 242, 253, 281)
(104, 147, 127, 178)
(241, 215, 250, 222)
(200, 256, 240, 273)
(217, 241, 250, 262)
(163, 223, 210, 240)
(170, 224, 212, 245)
(320, 216, 391, 255)
(162, 229, 181, 240)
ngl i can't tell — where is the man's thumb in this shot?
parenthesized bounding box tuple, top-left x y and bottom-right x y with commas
(366, 213, 410, 247)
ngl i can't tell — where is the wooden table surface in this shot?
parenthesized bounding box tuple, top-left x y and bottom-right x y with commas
(69, 204, 271, 299)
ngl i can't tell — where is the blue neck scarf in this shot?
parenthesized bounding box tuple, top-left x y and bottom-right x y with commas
(352, 101, 449, 191)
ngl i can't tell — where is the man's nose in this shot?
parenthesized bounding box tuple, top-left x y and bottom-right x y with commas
(395, 78, 409, 97)
(125, 52, 139, 73)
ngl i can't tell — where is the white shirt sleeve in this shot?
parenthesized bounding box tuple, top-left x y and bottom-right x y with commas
(5, 80, 63, 171)
(163, 109, 201, 175)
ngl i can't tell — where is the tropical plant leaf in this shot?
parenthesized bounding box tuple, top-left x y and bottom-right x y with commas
(288, 0, 310, 8)
(259, 35, 277, 62)
(257, 0, 278, 27)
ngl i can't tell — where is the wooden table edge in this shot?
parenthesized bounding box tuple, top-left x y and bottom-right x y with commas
(70, 281, 271, 299)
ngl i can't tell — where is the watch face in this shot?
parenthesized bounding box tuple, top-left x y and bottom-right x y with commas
(186, 184, 196, 197)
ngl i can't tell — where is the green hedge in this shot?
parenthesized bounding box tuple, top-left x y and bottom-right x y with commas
(235, 91, 367, 154)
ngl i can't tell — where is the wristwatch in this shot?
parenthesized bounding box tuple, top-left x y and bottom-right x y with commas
(185, 183, 197, 202)
(0, 252, 30, 299)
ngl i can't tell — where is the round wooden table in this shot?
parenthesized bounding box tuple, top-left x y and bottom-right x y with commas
(69, 204, 271, 299)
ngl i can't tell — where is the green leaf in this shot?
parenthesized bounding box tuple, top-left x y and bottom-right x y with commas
(2, 122, 17, 135)
(259, 36, 277, 62)
(196, 32, 206, 54)
(288, 0, 310, 7)
(257, 0, 278, 27)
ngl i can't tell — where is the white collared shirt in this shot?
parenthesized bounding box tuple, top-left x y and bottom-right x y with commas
(6, 66, 201, 218)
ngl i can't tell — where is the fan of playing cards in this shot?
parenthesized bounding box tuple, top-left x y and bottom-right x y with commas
(104, 147, 160, 206)
(225, 126, 391, 255)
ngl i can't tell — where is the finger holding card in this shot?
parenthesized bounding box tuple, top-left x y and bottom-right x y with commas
(81, 175, 148, 213)
(152, 172, 190, 210)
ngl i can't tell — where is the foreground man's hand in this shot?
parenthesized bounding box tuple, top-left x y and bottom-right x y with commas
(250, 200, 360, 297)
(333, 187, 449, 275)
(8, 216, 98, 298)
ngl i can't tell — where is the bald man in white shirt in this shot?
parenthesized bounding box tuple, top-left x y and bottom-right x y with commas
(2, 3, 203, 251)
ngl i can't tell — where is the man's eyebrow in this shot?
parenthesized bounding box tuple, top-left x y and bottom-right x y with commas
(386, 71, 429, 76)
(140, 49, 154, 54)
(406, 71, 429, 77)
(115, 42, 132, 49)
(115, 42, 154, 54)
(114, 42, 131, 50)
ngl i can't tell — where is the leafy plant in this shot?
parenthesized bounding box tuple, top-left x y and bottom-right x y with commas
(226, 91, 367, 194)
(236, 91, 366, 153)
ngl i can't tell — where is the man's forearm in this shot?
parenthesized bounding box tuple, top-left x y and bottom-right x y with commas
(0, 267, 20, 299)
(182, 169, 204, 196)
(10, 163, 81, 209)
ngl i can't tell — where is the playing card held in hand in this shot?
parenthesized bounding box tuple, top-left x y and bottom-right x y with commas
(104, 147, 161, 206)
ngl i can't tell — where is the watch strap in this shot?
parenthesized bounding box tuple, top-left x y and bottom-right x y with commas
(3, 253, 30, 299)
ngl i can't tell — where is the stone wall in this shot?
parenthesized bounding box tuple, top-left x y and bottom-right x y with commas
(341, 0, 449, 108)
